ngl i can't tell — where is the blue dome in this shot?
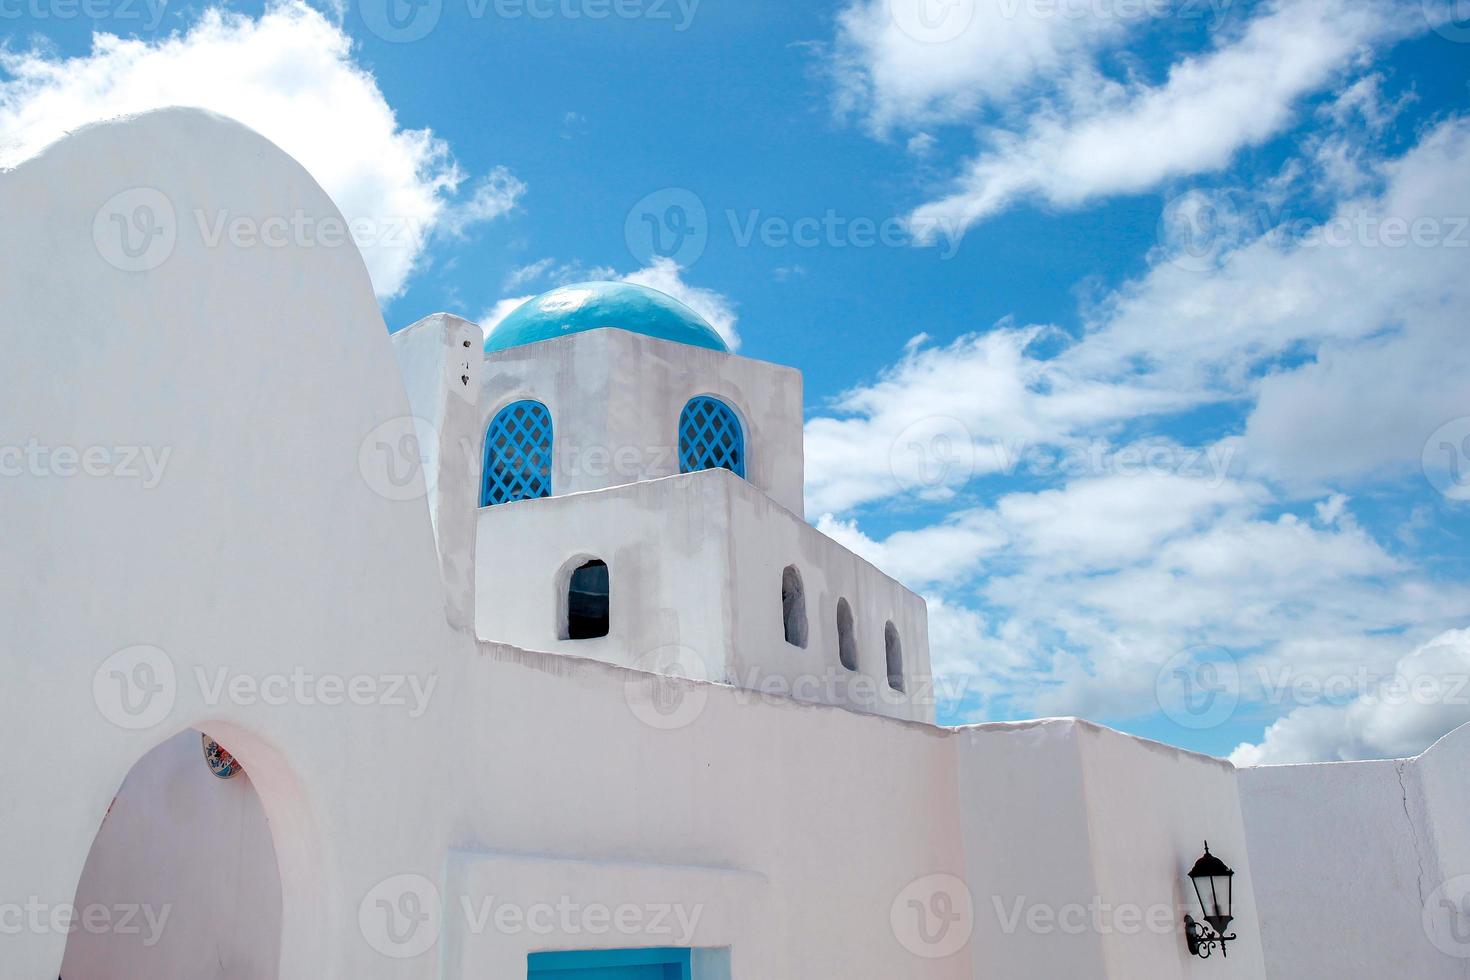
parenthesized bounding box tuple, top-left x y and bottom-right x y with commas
(485, 281, 728, 354)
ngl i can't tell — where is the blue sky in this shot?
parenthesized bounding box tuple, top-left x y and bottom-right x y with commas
(4, 0, 1469, 762)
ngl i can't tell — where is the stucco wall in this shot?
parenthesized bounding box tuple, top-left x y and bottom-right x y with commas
(480, 328, 805, 516)
(724, 477, 932, 723)
(474, 469, 932, 722)
(957, 720, 1268, 980)
(474, 471, 735, 677)
(391, 312, 482, 630)
(444, 642, 967, 979)
(0, 107, 466, 979)
(1239, 728, 1470, 979)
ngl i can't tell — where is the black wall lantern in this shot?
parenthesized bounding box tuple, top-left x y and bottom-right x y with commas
(1184, 842, 1237, 958)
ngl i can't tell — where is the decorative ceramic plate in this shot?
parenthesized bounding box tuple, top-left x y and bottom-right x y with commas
(202, 734, 242, 779)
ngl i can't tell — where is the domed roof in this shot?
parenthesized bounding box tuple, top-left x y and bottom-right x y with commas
(484, 281, 728, 354)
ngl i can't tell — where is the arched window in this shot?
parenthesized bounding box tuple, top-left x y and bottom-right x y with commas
(678, 396, 745, 478)
(482, 399, 552, 507)
(565, 559, 609, 640)
(885, 621, 904, 692)
(836, 598, 858, 672)
(781, 565, 808, 648)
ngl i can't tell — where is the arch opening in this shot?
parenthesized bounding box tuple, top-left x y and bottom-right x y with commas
(781, 565, 808, 649)
(885, 621, 905, 693)
(563, 558, 610, 640)
(62, 728, 285, 979)
(836, 598, 858, 672)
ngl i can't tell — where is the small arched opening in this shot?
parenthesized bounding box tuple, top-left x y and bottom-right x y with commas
(836, 598, 858, 672)
(885, 621, 905, 693)
(781, 565, 808, 648)
(561, 558, 610, 640)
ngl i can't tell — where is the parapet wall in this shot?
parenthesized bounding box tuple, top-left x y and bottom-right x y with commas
(1238, 724, 1470, 977)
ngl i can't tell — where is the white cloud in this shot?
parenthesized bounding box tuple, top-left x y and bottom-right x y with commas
(1231, 629, 1470, 764)
(833, 0, 1144, 132)
(440, 167, 526, 237)
(0, 2, 519, 299)
(830, 478, 1470, 728)
(479, 294, 533, 340)
(906, 0, 1410, 237)
(804, 116, 1470, 743)
(817, 510, 1006, 589)
(807, 115, 1470, 516)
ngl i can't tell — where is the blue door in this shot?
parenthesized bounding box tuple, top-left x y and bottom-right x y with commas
(528, 947, 692, 980)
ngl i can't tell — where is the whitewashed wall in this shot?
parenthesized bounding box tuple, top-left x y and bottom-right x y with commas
(958, 720, 1269, 980)
(480, 328, 805, 516)
(474, 469, 932, 723)
(1239, 725, 1470, 978)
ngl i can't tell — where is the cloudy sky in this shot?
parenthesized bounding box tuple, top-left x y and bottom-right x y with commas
(6, 0, 1468, 763)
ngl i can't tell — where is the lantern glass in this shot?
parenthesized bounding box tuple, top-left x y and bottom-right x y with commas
(1187, 843, 1235, 934)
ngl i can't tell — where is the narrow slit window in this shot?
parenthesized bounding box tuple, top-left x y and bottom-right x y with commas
(566, 559, 609, 640)
(836, 598, 858, 672)
(781, 565, 808, 648)
(885, 621, 904, 692)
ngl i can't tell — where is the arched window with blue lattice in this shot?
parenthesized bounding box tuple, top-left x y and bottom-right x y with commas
(678, 396, 745, 479)
(481, 399, 553, 506)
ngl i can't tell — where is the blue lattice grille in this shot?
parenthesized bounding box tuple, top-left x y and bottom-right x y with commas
(482, 400, 553, 506)
(678, 396, 745, 478)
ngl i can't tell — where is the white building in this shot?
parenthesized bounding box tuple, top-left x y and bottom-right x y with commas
(3, 108, 1468, 980)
